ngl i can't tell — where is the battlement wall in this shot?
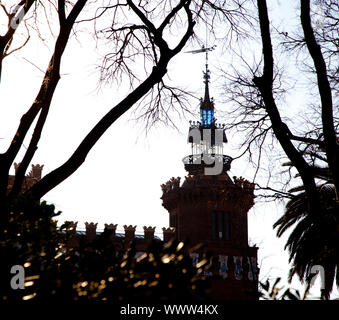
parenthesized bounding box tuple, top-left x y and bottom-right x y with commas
(161, 175, 255, 213)
(64, 221, 176, 243)
(7, 163, 44, 194)
(63, 222, 258, 286)
(161, 175, 255, 194)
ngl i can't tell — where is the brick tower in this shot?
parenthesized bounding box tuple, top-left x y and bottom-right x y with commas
(161, 51, 258, 300)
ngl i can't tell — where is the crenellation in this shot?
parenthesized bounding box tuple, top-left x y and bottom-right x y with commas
(124, 225, 137, 242)
(162, 227, 175, 243)
(143, 226, 156, 241)
(64, 221, 79, 248)
(62, 223, 170, 243)
(104, 223, 118, 240)
(14, 162, 20, 174)
(85, 222, 97, 241)
(161, 177, 181, 193)
(233, 176, 255, 193)
(8, 163, 44, 194)
(67, 221, 78, 234)
(161, 174, 255, 211)
(27, 164, 44, 180)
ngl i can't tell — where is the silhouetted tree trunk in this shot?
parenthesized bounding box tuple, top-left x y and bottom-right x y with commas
(223, 0, 338, 297)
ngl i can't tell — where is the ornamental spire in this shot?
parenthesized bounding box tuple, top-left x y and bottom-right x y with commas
(185, 45, 216, 126)
(203, 59, 211, 104)
(201, 51, 213, 111)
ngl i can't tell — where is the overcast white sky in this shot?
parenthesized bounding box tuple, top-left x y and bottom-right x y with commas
(1, 0, 337, 299)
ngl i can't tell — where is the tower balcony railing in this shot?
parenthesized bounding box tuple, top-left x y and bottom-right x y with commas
(183, 153, 232, 166)
(182, 153, 233, 175)
(188, 121, 226, 129)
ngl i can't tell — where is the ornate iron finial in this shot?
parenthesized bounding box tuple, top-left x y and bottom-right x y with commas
(203, 67, 211, 103)
(203, 66, 210, 84)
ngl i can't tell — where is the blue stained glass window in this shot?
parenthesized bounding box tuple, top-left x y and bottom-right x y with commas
(201, 110, 207, 126)
(201, 109, 213, 126)
(207, 110, 213, 125)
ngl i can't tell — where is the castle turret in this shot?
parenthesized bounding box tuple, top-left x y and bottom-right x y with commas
(161, 52, 258, 300)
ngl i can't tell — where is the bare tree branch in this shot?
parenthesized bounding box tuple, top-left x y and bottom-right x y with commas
(27, 0, 196, 199)
(0, 0, 88, 203)
(0, 0, 35, 82)
(252, 0, 321, 216)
